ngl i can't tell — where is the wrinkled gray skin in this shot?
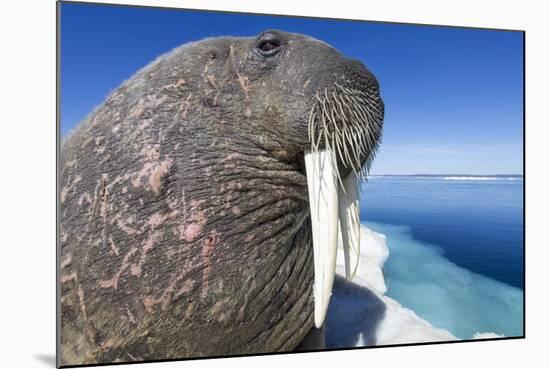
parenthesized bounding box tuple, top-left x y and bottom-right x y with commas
(60, 30, 383, 365)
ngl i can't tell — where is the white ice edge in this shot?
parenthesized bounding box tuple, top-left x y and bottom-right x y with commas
(332, 225, 505, 345)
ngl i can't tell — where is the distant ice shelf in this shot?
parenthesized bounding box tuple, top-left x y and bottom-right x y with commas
(442, 176, 521, 181)
(367, 175, 522, 181)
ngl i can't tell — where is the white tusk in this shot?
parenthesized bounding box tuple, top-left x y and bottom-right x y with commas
(338, 173, 361, 280)
(304, 149, 339, 328)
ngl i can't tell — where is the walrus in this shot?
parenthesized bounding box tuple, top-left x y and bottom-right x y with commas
(59, 29, 384, 366)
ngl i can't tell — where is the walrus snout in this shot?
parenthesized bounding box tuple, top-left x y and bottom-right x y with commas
(335, 59, 383, 176)
(342, 58, 382, 97)
(299, 45, 384, 328)
(306, 56, 384, 178)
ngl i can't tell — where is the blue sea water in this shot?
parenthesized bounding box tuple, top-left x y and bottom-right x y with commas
(360, 176, 524, 338)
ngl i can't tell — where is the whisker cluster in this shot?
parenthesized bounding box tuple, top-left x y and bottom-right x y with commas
(308, 80, 384, 188)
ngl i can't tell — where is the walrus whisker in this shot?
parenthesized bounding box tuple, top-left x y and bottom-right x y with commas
(331, 134, 346, 191)
(363, 97, 384, 116)
(354, 130, 367, 157)
(320, 100, 330, 141)
(366, 100, 382, 126)
(313, 128, 322, 153)
(323, 125, 340, 185)
(333, 93, 349, 127)
(329, 106, 343, 139)
(353, 109, 372, 151)
(308, 104, 316, 143)
(355, 100, 378, 133)
(361, 105, 381, 129)
(340, 127, 355, 173)
(333, 125, 348, 170)
(357, 105, 371, 133)
(352, 138, 362, 170)
(343, 129, 359, 174)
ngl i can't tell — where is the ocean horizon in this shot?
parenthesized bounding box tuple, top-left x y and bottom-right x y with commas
(369, 173, 523, 179)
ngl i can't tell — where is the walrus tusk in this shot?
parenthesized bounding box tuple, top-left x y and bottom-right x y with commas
(338, 173, 360, 280)
(305, 149, 339, 328)
(305, 150, 362, 327)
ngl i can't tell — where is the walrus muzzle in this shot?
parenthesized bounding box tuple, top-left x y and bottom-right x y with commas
(304, 73, 383, 327)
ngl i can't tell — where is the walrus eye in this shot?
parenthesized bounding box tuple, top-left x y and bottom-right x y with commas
(256, 32, 283, 56)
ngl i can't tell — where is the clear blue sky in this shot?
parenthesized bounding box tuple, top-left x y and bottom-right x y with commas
(60, 2, 524, 175)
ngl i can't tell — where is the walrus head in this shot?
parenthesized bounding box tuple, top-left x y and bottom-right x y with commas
(213, 30, 385, 327)
(60, 29, 384, 362)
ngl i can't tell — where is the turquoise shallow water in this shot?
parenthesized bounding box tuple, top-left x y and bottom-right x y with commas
(360, 176, 524, 338)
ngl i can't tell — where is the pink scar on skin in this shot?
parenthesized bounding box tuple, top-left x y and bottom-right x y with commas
(201, 233, 218, 298)
(178, 207, 207, 242)
(148, 210, 179, 231)
(112, 214, 138, 235)
(228, 45, 250, 97)
(98, 247, 139, 289)
(207, 75, 217, 89)
(140, 144, 160, 161)
(78, 192, 92, 207)
(175, 92, 193, 119)
(147, 212, 165, 228)
(61, 272, 77, 284)
(175, 279, 195, 299)
(136, 118, 152, 132)
(141, 256, 200, 314)
(153, 95, 169, 108)
(130, 233, 159, 276)
(61, 159, 77, 176)
(180, 223, 203, 243)
(149, 159, 173, 194)
(99, 174, 109, 219)
(60, 272, 88, 321)
(142, 296, 156, 313)
(126, 307, 136, 324)
(237, 74, 251, 95)
(127, 99, 146, 120)
(77, 284, 88, 320)
(61, 254, 72, 269)
(60, 175, 82, 203)
(100, 338, 114, 352)
(108, 236, 120, 256)
(131, 162, 154, 188)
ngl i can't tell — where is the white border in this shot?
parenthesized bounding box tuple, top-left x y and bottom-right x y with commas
(1, 1, 548, 368)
